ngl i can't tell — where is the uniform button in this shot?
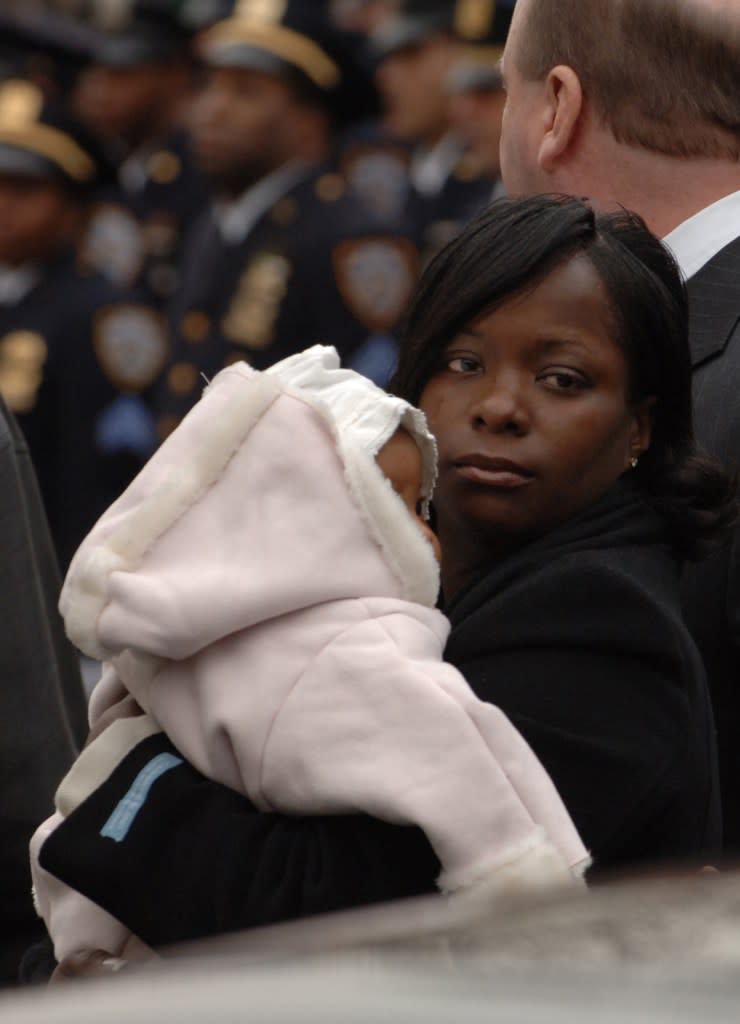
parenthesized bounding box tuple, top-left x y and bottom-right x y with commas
(181, 310, 211, 343)
(315, 173, 345, 202)
(270, 197, 299, 226)
(167, 361, 199, 395)
(148, 150, 182, 184)
(157, 414, 181, 442)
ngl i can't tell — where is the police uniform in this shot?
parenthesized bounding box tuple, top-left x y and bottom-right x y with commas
(155, 2, 420, 435)
(0, 82, 168, 568)
(78, 6, 209, 306)
(159, 163, 418, 434)
(369, 0, 500, 259)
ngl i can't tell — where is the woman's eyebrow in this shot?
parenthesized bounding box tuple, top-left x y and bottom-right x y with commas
(538, 337, 595, 355)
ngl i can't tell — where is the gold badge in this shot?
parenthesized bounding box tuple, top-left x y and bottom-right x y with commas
(0, 80, 43, 129)
(333, 238, 419, 332)
(454, 0, 496, 41)
(167, 361, 200, 396)
(235, 0, 287, 23)
(222, 252, 291, 350)
(181, 310, 211, 343)
(0, 330, 47, 413)
(315, 173, 346, 203)
(148, 150, 182, 185)
(93, 306, 168, 392)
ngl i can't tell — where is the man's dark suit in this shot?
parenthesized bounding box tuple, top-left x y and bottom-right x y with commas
(0, 396, 87, 985)
(681, 232, 740, 853)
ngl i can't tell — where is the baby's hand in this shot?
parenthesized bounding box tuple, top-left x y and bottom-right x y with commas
(50, 951, 128, 984)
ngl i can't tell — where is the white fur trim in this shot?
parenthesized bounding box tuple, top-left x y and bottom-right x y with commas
(336, 432, 440, 607)
(438, 828, 584, 897)
(60, 366, 281, 660)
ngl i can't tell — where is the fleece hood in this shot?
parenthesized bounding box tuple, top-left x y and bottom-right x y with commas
(60, 356, 441, 663)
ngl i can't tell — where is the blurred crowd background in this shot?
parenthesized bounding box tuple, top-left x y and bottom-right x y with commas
(0, 0, 513, 572)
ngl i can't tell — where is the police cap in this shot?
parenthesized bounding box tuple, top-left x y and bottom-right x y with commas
(449, 0, 515, 92)
(89, 1, 194, 68)
(0, 9, 97, 88)
(0, 79, 114, 192)
(200, 1, 373, 125)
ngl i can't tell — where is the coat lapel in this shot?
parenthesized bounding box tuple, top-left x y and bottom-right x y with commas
(686, 234, 740, 368)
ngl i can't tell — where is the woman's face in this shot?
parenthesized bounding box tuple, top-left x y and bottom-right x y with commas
(419, 255, 653, 568)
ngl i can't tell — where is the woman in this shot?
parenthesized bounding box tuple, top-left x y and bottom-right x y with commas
(36, 196, 735, 964)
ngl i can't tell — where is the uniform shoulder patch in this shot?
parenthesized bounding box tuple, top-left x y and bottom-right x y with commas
(93, 305, 168, 392)
(332, 237, 419, 332)
(0, 330, 47, 413)
(81, 202, 146, 286)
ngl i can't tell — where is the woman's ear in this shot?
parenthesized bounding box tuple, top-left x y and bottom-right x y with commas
(537, 64, 583, 173)
(628, 396, 656, 462)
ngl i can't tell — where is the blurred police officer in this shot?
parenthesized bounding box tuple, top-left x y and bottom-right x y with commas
(74, 0, 208, 304)
(371, 0, 496, 257)
(155, 0, 420, 437)
(447, 0, 514, 198)
(0, 80, 168, 568)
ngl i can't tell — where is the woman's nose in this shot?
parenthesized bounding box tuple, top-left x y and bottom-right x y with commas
(469, 375, 529, 434)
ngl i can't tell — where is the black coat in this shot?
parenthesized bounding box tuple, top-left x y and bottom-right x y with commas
(39, 485, 719, 950)
(0, 252, 168, 568)
(680, 232, 740, 852)
(0, 397, 87, 985)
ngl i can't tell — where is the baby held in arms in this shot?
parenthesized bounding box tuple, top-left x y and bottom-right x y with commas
(31, 345, 588, 963)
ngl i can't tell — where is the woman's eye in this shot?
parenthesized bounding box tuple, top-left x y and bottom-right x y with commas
(447, 355, 481, 374)
(538, 369, 589, 392)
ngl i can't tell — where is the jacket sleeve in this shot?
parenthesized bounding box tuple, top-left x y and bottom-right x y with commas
(38, 733, 441, 949)
(260, 611, 586, 887)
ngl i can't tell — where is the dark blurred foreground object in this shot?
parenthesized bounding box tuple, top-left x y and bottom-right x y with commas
(9, 870, 740, 1020)
(0, 394, 86, 988)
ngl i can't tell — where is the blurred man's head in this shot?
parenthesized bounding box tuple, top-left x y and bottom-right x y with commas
(188, 2, 357, 195)
(73, 5, 196, 152)
(447, 1, 514, 178)
(0, 80, 112, 264)
(371, 1, 460, 145)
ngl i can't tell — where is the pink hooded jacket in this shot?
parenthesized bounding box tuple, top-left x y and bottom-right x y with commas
(31, 349, 589, 961)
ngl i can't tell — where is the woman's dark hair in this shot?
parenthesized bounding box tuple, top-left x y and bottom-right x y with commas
(391, 194, 737, 560)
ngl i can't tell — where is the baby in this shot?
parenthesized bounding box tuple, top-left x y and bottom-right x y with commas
(31, 346, 589, 963)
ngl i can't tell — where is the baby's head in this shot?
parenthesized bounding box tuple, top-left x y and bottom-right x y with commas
(266, 345, 441, 568)
(376, 427, 441, 562)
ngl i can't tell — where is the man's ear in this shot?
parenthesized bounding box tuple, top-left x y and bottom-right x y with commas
(537, 64, 583, 172)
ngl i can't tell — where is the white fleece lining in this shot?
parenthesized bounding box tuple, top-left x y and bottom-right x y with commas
(60, 366, 282, 660)
(55, 715, 162, 817)
(438, 827, 582, 896)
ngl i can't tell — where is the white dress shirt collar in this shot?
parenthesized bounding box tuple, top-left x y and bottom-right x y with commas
(410, 134, 464, 198)
(663, 189, 740, 281)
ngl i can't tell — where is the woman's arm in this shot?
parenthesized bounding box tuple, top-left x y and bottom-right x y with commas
(39, 733, 440, 949)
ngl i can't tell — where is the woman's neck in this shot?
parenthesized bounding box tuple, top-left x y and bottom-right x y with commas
(438, 527, 517, 604)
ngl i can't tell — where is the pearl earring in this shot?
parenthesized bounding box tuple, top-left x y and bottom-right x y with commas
(630, 456, 639, 469)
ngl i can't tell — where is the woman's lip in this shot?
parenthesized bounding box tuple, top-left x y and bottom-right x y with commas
(454, 457, 535, 488)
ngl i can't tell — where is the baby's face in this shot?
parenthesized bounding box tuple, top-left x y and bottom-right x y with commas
(376, 429, 441, 562)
